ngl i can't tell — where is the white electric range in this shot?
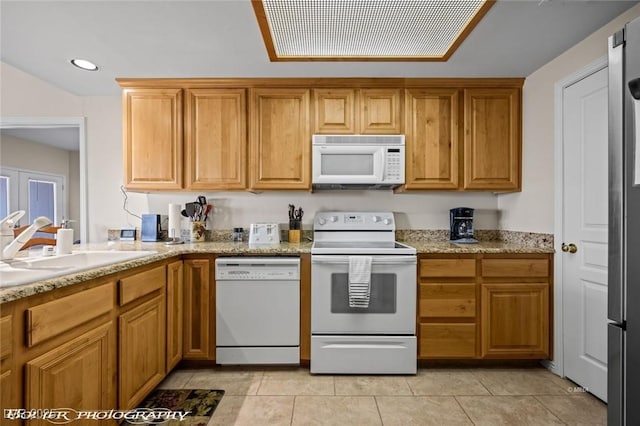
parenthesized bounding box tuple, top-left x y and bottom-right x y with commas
(310, 211, 417, 374)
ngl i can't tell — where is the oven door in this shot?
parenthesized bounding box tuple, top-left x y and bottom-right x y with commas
(311, 255, 416, 334)
(312, 145, 385, 184)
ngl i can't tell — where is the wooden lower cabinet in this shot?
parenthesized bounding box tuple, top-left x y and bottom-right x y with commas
(26, 322, 115, 425)
(119, 295, 166, 409)
(480, 283, 550, 358)
(183, 258, 214, 360)
(1, 315, 15, 420)
(166, 260, 184, 371)
(418, 253, 552, 360)
(419, 323, 476, 358)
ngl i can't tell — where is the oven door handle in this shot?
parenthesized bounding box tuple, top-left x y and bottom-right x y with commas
(312, 255, 416, 265)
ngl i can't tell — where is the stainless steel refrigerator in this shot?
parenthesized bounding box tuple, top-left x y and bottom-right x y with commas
(608, 15, 640, 426)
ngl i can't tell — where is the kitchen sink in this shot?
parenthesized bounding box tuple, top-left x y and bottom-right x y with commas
(0, 250, 156, 288)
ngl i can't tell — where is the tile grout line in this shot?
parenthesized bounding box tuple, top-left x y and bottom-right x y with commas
(373, 396, 384, 425)
(532, 395, 570, 426)
(290, 395, 297, 426)
(253, 371, 264, 396)
(453, 395, 477, 426)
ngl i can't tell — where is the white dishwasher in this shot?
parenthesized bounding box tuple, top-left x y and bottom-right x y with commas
(215, 257, 300, 364)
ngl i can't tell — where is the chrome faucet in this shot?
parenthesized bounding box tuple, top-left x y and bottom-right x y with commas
(1, 215, 52, 260)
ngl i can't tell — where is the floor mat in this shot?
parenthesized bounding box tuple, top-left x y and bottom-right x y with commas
(122, 389, 225, 425)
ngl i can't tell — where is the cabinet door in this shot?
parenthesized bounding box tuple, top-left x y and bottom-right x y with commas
(405, 89, 460, 189)
(481, 283, 549, 358)
(119, 296, 166, 409)
(1, 315, 14, 414)
(249, 88, 311, 190)
(360, 89, 402, 134)
(463, 88, 521, 191)
(123, 88, 183, 190)
(185, 88, 247, 190)
(167, 260, 183, 371)
(26, 322, 115, 423)
(313, 89, 356, 134)
(183, 258, 213, 359)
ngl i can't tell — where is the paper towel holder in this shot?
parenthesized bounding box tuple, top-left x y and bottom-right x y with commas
(165, 204, 184, 246)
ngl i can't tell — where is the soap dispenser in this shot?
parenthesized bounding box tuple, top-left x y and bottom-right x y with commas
(56, 219, 74, 255)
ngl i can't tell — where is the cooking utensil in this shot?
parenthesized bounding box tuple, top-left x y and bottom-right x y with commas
(181, 209, 188, 218)
(185, 203, 197, 219)
(204, 204, 212, 221)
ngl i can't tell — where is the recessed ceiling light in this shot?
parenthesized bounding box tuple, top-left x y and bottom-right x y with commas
(253, 0, 494, 61)
(70, 59, 99, 71)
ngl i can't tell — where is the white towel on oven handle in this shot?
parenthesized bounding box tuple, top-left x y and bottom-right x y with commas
(348, 256, 372, 308)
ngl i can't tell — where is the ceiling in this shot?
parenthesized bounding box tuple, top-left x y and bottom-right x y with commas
(1, 128, 80, 151)
(1, 1, 637, 96)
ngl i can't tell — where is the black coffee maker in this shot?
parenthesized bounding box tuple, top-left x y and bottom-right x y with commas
(450, 207, 478, 243)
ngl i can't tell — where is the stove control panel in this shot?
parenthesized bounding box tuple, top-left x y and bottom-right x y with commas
(314, 212, 395, 231)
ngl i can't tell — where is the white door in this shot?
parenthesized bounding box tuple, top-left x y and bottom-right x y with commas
(562, 66, 609, 401)
(0, 167, 65, 227)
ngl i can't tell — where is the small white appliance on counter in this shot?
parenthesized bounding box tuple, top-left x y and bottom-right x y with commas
(215, 257, 300, 364)
(311, 211, 417, 374)
(248, 223, 280, 247)
(312, 134, 405, 189)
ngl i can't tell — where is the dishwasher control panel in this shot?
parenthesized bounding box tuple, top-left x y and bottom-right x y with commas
(215, 257, 300, 280)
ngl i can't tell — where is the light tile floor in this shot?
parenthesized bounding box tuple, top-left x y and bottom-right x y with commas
(156, 366, 607, 425)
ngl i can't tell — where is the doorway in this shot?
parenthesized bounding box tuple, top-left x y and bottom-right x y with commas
(0, 117, 87, 242)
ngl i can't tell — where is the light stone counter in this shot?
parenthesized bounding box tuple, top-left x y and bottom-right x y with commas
(0, 235, 553, 304)
(0, 241, 312, 304)
(407, 240, 555, 254)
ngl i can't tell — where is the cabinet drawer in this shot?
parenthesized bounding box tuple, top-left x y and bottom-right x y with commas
(419, 323, 476, 358)
(420, 259, 476, 278)
(482, 258, 549, 277)
(26, 283, 114, 347)
(119, 265, 166, 306)
(419, 283, 476, 318)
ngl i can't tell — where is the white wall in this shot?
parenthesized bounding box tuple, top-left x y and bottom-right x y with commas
(498, 4, 640, 233)
(1, 134, 70, 177)
(0, 63, 82, 116)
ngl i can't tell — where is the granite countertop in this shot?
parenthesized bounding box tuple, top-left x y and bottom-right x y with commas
(0, 241, 312, 304)
(0, 238, 553, 304)
(407, 240, 554, 254)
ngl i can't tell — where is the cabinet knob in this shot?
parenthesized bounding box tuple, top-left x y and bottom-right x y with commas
(561, 243, 578, 254)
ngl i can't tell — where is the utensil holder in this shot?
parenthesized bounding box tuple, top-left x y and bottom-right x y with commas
(288, 229, 301, 243)
(288, 219, 301, 243)
(190, 221, 206, 242)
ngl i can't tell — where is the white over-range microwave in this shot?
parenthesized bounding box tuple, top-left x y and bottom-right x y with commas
(312, 134, 405, 189)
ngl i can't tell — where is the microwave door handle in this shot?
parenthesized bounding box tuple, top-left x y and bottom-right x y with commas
(377, 151, 385, 180)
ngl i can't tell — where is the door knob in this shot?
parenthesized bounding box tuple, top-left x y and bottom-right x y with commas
(561, 243, 578, 253)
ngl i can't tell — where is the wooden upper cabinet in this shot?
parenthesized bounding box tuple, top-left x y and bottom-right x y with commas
(249, 88, 311, 190)
(405, 89, 460, 189)
(360, 89, 402, 134)
(123, 88, 183, 190)
(314, 89, 356, 134)
(463, 88, 521, 191)
(185, 88, 247, 190)
(313, 88, 401, 135)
